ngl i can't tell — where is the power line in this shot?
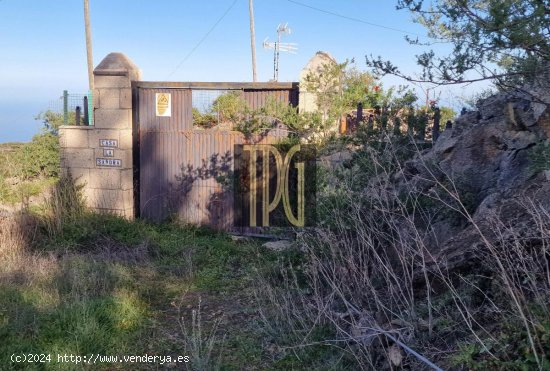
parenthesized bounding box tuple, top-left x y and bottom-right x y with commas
(286, 0, 420, 37)
(167, 0, 238, 79)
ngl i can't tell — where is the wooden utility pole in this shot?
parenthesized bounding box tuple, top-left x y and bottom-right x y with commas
(84, 0, 94, 91)
(248, 0, 257, 82)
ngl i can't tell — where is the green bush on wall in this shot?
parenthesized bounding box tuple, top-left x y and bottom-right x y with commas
(11, 110, 63, 180)
(16, 132, 60, 179)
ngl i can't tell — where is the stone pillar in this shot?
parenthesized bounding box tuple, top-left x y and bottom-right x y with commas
(298, 51, 337, 114)
(59, 52, 141, 219)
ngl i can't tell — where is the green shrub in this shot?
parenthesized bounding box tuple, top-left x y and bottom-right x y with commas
(212, 91, 248, 124)
(193, 108, 217, 129)
(16, 132, 60, 179)
(9, 110, 63, 180)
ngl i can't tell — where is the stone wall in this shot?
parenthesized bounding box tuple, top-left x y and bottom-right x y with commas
(59, 52, 141, 219)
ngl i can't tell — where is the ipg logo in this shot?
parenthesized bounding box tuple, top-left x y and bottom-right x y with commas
(234, 144, 316, 228)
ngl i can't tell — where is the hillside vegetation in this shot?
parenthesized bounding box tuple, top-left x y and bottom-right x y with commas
(1, 0, 548, 367)
(2, 76, 549, 369)
(1, 181, 305, 370)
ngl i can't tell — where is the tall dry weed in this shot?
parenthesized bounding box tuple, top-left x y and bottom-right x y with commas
(254, 139, 550, 369)
(42, 173, 86, 236)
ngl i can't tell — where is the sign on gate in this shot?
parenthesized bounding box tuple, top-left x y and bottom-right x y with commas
(155, 93, 171, 117)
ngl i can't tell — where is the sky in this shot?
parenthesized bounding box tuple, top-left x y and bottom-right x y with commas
(0, 0, 491, 143)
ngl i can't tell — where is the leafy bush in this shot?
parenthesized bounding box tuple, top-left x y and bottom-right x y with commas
(16, 132, 59, 179)
(212, 91, 248, 124)
(193, 108, 217, 129)
(35, 110, 71, 134)
(1, 111, 64, 181)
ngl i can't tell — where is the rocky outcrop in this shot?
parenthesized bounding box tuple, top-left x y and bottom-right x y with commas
(395, 82, 550, 271)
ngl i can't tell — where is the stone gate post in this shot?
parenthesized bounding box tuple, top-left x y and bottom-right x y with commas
(59, 52, 141, 219)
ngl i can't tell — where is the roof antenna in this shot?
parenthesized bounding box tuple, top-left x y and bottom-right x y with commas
(263, 23, 297, 81)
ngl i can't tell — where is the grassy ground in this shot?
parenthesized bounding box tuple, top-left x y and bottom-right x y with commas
(4, 136, 546, 369)
(0, 210, 338, 370)
(0, 141, 348, 370)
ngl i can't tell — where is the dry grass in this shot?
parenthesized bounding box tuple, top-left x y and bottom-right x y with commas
(0, 213, 56, 285)
(176, 294, 225, 371)
(0, 178, 153, 367)
(41, 173, 86, 236)
(253, 141, 550, 369)
(0, 174, 281, 369)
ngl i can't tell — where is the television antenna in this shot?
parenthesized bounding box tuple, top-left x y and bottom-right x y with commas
(263, 23, 297, 81)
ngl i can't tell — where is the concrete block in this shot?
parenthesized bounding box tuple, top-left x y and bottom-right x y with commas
(59, 127, 89, 148)
(87, 168, 121, 189)
(298, 91, 317, 114)
(120, 88, 132, 109)
(94, 75, 130, 89)
(94, 109, 131, 129)
(119, 149, 133, 170)
(98, 88, 120, 109)
(93, 207, 134, 220)
(121, 169, 134, 190)
(119, 129, 133, 150)
(83, 188, 133, 211)
(88, 129, 120, 149)
(69, 167, 90, 187)
(93, 89, 101, 109)
(61, 148, 94, 169)
(123, 207, 135, 220)
(122, 189, 134, 210)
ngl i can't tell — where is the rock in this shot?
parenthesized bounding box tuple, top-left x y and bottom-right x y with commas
(423, 220, 463, 254)
(320, 150, 353, 167)
(262, 240, 293, 251)
(395, 81, 550, 273)
(388, 344, 404, 367)
(230, 235, 252, 243)
(5, 177, 19, 186)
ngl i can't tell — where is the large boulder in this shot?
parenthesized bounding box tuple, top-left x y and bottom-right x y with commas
(394, 81, 550, 271)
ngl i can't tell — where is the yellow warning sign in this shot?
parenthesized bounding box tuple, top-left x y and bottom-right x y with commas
(156, 93, 171, 117)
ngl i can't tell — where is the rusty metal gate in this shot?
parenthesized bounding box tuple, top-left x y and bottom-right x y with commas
(133, 81, 299, 229)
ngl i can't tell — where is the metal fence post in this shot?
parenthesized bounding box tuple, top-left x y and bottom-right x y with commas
(87, 90, 93, 125)
(75, 106, 81, 126)
(63, 90, 68, 125)
(83, 96, 89, 127)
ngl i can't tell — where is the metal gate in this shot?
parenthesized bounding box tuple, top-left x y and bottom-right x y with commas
(134, 81, 299, 229)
